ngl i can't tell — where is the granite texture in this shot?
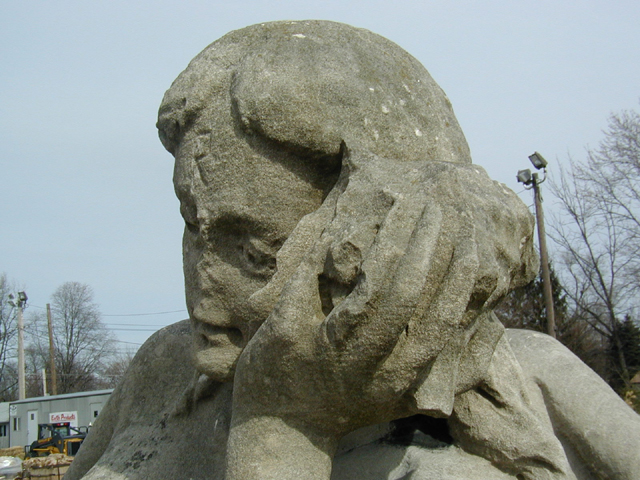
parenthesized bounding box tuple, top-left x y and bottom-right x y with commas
(66, 20, 640, 480)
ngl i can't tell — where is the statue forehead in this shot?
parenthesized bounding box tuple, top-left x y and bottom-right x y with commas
(158, 20, 471, 165)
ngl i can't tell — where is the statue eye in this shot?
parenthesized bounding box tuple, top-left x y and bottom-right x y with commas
(238, 238, 277, 279)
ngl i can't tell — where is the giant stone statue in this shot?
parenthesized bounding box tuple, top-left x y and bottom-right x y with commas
(65, 20, 640, 480)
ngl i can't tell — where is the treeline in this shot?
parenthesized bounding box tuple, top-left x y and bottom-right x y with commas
(496, 104, 640, 411)
(0, 278, 133, 401)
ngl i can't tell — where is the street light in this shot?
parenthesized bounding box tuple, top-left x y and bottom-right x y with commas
(517, 169, 533, 185)
(8, 291, 27, 399)
(528, 152, 548, 170)
(517, 152, 556, 338)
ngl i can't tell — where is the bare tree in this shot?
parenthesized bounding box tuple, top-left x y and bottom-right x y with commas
(0, 273, 19, 400)
(29, 282, 117, 394)
(0, 363, 18, 401)
(97, 349, 135, 388)
(25, 344, 45, 397)
(550, 105, 640, 389)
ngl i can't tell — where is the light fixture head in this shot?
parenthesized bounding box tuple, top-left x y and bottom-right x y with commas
(529, 152, 548, 170)
(517, 169, 533, 185)
(8, 291, 27, 307)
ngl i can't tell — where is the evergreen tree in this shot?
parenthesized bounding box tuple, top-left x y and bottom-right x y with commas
(609, 316, 640, 391)
(495, 264, 606, 376)
(495, 264, 567, 333)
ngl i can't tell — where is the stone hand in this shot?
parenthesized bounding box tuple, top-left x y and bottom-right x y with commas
(226, 154, 537, 479)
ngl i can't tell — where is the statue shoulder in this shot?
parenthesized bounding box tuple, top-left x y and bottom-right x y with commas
(131, 319, 193, 369)
(505, 328, 640, 479)
(66, 320, 197, 480)
(119, 319, 195, 411)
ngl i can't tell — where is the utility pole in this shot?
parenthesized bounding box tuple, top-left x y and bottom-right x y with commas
(47, 303, 58, 395)
(532, 179, 556, 338)
(517, 152, 556, 338)
(8, 291, 28, 399)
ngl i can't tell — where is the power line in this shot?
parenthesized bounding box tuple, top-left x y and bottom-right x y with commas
(29, 304, 186, 317)
(103, 309, 186, 317)
(106, 328, 161, 332)
(18, 329, 145, 345)
(26, 319, 175, 330)
(104, 323, 174, 327)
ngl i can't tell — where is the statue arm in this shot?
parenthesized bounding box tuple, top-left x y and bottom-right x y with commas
(226, 416, 335, 480)
(507, 329, 640, 479)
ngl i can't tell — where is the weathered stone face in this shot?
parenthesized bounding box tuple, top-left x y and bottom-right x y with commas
(156, 22, 441, 381)
(166, 103, 330, 381)
(156, 20, 535, 383)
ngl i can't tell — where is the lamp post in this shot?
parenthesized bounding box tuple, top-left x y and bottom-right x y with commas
(517, 153, 556, 338)
(8, 291, 28, 399)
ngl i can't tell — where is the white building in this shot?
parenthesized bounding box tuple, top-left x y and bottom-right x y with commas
(7, 390, 112, 448)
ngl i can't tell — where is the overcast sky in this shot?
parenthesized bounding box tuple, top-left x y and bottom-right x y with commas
(1, 1, 639, 350)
